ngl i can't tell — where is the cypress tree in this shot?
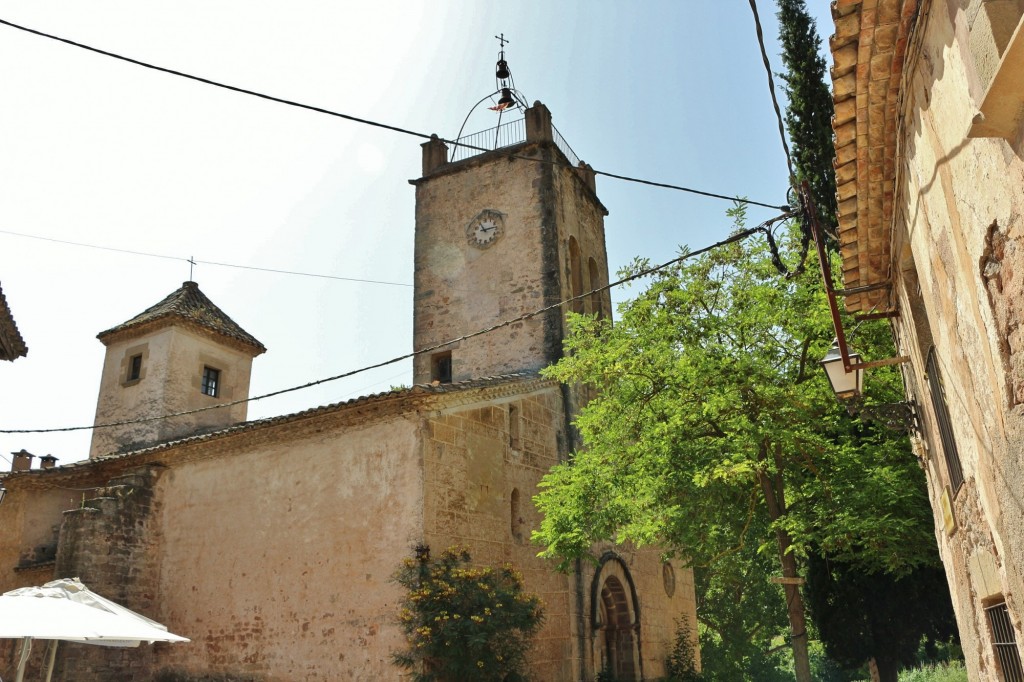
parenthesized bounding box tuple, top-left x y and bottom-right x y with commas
(776, 0, 839, 236)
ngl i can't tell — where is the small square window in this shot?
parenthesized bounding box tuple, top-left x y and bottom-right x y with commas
(201, 366, 220, 397)
(128, 354, 142, 382)
(431, 352, 452, 384)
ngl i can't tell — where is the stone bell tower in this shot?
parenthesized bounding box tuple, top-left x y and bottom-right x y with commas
(89, 281, 265, 458)
(411, 101, 611, 384)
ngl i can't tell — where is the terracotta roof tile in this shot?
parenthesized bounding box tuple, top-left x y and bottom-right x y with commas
(0, 283, 28, 361)
(98, 281, 265, 354)
(829, 0, 919, 312)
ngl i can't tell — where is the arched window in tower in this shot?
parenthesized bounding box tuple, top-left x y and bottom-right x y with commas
(568, 236, 584, 314)
(509, 403, 522, 450)
(510, 487, 524, 542)
(588, 257, 603, 318)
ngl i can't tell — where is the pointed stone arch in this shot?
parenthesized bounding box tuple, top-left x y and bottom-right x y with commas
(590, 552, 643, 680)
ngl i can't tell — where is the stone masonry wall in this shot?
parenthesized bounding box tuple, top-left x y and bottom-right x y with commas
(412, 144, 554, 383)
(420, 384, 697, 681)
(51, 466, 166, 681)
(890, 1, 1024, 676)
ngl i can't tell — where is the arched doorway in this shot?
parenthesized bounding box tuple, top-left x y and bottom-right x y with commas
(591, 554, 641, 680)
(600, 576, 637, 679)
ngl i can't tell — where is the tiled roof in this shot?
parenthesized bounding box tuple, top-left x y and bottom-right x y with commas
(0, 283, 28, 361)
(98, 281, 265, 354)
(830, 0, 919, 312)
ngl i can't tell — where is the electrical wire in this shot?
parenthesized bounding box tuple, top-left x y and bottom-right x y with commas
(0, 229, 412, 288)
(0, 17, 787, 212)
(747, 0, 797, 189)
(0, 214, 789, 435)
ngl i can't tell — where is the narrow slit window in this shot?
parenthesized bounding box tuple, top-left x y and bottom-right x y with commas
(510, 488, 523, 542)
(432, 352, 452, 384)
(128, 354, 143, 382)
(509, 403, 522, 450)
(201, 366, 220, 397)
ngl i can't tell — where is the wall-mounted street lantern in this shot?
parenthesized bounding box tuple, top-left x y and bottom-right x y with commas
(820, 341, 863, 400)
(0, 486, 6, 507)
(820, 341, 919, 433)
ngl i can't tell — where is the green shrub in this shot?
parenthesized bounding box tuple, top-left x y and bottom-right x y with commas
(392, 545, 544, 682)
(898, 660, 968, 682)
(665, 618, 702, 681)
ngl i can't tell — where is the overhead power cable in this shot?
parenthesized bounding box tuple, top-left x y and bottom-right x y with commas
(0, 17, 786, 212)
(0, 228, 412, 288)
(0, 212, 792, 436)
(747, 0, 797, 189)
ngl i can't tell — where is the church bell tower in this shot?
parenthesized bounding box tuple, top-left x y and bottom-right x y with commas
(411, 52, 611, 384)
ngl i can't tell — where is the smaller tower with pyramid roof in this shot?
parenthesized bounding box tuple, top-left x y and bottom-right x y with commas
(89, 281, 265, 458)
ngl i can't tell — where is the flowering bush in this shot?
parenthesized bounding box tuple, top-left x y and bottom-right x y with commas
(393, 545, 544, 682)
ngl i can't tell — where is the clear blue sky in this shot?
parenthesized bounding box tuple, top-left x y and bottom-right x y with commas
(0, 1, 834, 465)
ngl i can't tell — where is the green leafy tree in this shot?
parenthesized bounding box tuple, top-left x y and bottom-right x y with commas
(534, 206, 935, 680)
(392, 546, 544, 682)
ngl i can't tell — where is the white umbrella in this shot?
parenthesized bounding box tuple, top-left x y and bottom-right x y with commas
(0, 578, 188, 682)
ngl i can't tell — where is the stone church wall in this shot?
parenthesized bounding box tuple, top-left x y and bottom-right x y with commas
(420, 384, 697, 681)
(421, 386, 576, 679)
(148, 414, 425, 680)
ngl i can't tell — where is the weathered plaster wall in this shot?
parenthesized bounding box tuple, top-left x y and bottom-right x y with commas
(891, 0, 1024, 674)
(148, 415, 424, 681)
(90, 325, 255, 458)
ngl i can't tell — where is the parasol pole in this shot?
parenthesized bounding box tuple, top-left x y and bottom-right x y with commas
(44, 639, 58, 682)
(14, 637, 31, 682)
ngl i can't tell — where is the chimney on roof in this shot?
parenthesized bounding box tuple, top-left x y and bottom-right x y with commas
(39, 455, 58, 470)
(11, 449, 34, 472)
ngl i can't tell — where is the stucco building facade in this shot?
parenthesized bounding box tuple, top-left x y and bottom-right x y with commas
(829, 0, 1024, 677)
(0, 103, 695, 681)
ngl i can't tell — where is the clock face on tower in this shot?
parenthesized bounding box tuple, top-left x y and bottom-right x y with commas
(466, 209, 505, 249)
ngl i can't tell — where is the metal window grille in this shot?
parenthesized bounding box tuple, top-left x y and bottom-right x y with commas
(986, 602, 1024, 682)
(926, 349, 965, 492)
(201, 366, 220, 397)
